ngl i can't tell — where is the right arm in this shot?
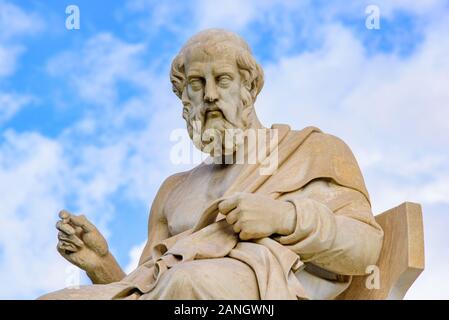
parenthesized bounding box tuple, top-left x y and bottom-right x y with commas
(138, 172, 188, 266)
(56, 211, 126, 284)
(55, 172, 187, 284)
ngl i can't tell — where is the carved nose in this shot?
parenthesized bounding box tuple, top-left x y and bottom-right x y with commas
(204, 81, 218, 103)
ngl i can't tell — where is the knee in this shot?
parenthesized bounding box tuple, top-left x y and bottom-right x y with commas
(36, 289, 68, 300)
(169, 262, 202, 288)
(36, 293, 53, 300)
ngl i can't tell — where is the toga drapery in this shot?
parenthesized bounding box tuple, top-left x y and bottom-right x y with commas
(41, 125, 384, 300)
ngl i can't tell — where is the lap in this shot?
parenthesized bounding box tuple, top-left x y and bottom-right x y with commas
(142, 257, 260, 300)
(38, 258, 260, 300)
(37, 282, 131, 300)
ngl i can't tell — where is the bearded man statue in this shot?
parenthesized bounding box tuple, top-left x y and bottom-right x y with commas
(39, 29, 383, 300)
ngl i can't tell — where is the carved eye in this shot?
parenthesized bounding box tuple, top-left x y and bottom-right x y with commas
(217, 75, 232, 87)
(189, 78, 203, 91)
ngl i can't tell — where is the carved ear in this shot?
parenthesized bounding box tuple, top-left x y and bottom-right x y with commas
(236, 50, 264, 102)
(239, 64, 264, 103)
(170, 54, 186, 99)
(239, 69, 252, 91)
(250, 62, 264, 102)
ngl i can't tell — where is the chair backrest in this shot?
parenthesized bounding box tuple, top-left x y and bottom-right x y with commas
(337, 202, 425, 300)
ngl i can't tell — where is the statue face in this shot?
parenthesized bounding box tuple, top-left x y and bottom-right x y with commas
(183, 48, 247, 156)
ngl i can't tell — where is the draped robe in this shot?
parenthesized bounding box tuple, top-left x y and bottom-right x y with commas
(40, 125, 384, 300)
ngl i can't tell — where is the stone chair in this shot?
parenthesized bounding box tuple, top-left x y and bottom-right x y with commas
(337, 202, 425, 300)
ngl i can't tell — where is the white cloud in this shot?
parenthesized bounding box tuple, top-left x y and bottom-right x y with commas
(0, 45, 24, 78)
(0, 93, 33, 124)
(0, 130, 72, 299)
(125, 241, 146, 274)
(0, 1, 43, 121)
(0, 1, 44, 77)
(0, 0, 44, 41)
(0, 31, 166, 298)
(195, 0, 290, 30)
(0, 2, 57, 299)
(125, 0, 449, 58)
(371, 0, 448, 18)
(47, 33, 148, 107)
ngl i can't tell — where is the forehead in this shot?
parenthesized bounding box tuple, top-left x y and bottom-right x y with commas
(184, 45, 239, 75)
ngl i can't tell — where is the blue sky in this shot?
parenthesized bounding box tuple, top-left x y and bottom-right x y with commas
(1, 0, 449, 299)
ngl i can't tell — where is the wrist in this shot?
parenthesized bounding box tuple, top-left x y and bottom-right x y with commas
(276, 201, 296, 235)
(87, 252, 125, 284)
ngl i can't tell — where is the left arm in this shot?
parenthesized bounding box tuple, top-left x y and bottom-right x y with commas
(218, 179, 384, 275)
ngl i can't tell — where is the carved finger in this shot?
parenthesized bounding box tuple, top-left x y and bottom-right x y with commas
(56, 221, 75, 235)
(233, 221, 242, 233)
(69, 214, 95, 232)
(57, 241, 77, 253)
(73, 225, 83, 234)
(60, 241, 77, 252)
(218, 196, 239, 215)
(239, 231, 252, 241)
(58, 210, 71, 220)
(56, 243, 65, 255)
(58, 232, 84, 247)
(225, 207, 240, 225)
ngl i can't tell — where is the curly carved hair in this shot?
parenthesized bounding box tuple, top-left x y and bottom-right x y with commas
(170, 29, 264, 105)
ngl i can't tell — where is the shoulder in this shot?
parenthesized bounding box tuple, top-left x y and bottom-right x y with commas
(291, 126, 357, 158)
(149, 170, 192, 217)
(291, 126, 370, 202)
(157, 158, 213, 198)
(158, 170, 191, 194)
(304, 126, 351, 147)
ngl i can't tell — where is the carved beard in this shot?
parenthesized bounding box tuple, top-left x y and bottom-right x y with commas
(183, 87, 253, 157)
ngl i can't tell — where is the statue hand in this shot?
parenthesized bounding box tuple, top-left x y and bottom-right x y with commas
(56, 210, 109, 273)
(218, 192, 296, 240)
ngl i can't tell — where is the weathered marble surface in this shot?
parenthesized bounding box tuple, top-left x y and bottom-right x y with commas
(39, 29, 385, 300)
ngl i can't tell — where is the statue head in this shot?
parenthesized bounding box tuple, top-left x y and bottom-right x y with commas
(170, 29, 264, 156)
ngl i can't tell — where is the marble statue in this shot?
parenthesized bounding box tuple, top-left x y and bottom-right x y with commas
(39, 29, 384, 300)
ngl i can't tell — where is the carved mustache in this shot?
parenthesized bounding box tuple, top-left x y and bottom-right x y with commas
(184, 97, 245, 140)
(204, 104, 221, 113)
(186, 102, 228, 125)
